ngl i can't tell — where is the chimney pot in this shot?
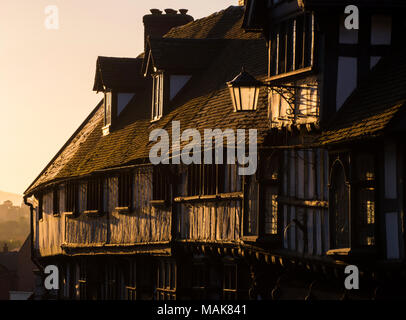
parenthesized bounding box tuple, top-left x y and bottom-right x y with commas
(164, 9, 178, 15)
(179, 9, 188, 15)
(143, 9, 194, 52)
(150, 9, 163, 15)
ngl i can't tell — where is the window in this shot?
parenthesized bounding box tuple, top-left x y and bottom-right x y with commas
(152, 73, 164, 121)
(53, 187, 59, 215)
(330, 161, 350, 249)
(245, 175, 259, 236)
(105, 263, 122, 300)
(329, 152, 377, 252)
(155, 260, 176, 300)
(187, 164, 216, 196)
(336, 57, 358, 110)
(192, 262, 209, 300)
(371, 15, 392, 46)
(170, 75, 191, 100)
(117, 93, 135, 116)
(78, 262, 87, 300)
(66, 181, 78, 214)
(126, 261, 137, 301)
(38, 194, 44, 221)
(67, 263, 76, 299)
(86, 178, 103, 212)
(355, 153, 376, 247)
(223, 264, 237, 300)
(152, 166, 171, 202)
(262, 153, 280, 236)
(104, 92, 112, 127)
(270, 13, 314, 77)
(186, 164, 242, 197)
(264, 187, 278, 235)
(118, 171, 133, 209)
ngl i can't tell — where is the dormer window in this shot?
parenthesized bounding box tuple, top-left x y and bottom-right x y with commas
(103, 91, 135, 135)
(152, 73, 164, 121)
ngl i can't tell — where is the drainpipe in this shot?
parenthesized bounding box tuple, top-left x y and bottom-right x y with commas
(23, 195, 44, 273)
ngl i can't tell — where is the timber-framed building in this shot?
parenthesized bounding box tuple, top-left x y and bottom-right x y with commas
(24, 2, 406, 300)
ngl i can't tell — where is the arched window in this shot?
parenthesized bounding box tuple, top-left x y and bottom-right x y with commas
(330, 161, 350, 249)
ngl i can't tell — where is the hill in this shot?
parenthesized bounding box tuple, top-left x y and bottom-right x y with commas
(0, 190, 23, 207)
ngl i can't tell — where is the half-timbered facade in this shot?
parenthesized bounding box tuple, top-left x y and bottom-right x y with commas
(24, 2, 406, 300)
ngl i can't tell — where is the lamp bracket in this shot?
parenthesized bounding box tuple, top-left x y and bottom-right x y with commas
(262, 82, 317, 117)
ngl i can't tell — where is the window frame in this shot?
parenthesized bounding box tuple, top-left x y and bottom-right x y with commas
(155, 260, 176, 300)
(269, 12, 315, 79)
(354, 152, 377, 248)
(327, 150, 378, 255)
(38, 193, 44, 221)
(329, 158, 351, 250)
(117, 171, 134, 212)
(152, 165, 172, 206)
(186, 163, 242, 197)
(223, 263, 238, 300)
(86, 177, 104, 213)
(151, 73, 164, 122)
(126, 260, 137, 301)
(53, 186, 60, 216)
(65, 181, 79, 216)
(104, 91, 113, 127)
(191, 261, 210, 299)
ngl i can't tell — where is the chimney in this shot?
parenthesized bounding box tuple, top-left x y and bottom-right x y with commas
(143, 8, 194, 52)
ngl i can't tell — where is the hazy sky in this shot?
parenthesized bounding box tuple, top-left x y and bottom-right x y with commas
(0, 0, 236, 194)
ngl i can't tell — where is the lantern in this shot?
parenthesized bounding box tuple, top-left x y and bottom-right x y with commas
(227, 68, 262, 111)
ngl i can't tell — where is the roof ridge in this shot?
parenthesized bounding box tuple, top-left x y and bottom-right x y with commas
(163, 6, 243, 38)
(97, 56, 141, 60)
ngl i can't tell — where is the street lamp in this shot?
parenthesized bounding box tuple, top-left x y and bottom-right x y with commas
(227, 68, 262, 112)
(227, 68, 306, 113)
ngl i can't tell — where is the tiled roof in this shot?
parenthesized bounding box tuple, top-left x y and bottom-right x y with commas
(164, 6, 261, 40)
(25, 7, 268, 196)
(319, 47, 406, 146)
(303, 0, 406, 8)
(146, 38, 226, 73)
(93, 56, 145, 92)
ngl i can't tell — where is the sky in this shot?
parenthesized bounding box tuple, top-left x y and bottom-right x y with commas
(0, 0, 236, 195)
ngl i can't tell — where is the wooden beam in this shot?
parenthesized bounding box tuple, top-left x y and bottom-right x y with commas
(278, 196, 328, 209)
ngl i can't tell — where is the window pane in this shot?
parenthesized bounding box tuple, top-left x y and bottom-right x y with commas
(105, 92, 112, 126)
(233, 87, 241, 111)
(246, 178, 258, 236)
(278, 23, 286, 74)
(286, 20, 294, 72)
(356, 153, 375, 181)
(295, 15, 304, 70)
(171, 263, 176, 289)
(270, 31, 278, 76)
(331, 163, 350, 249)
(264, 188, 278, 235)
(358, 188, 375, 246)
(304, 13, 313, 68)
